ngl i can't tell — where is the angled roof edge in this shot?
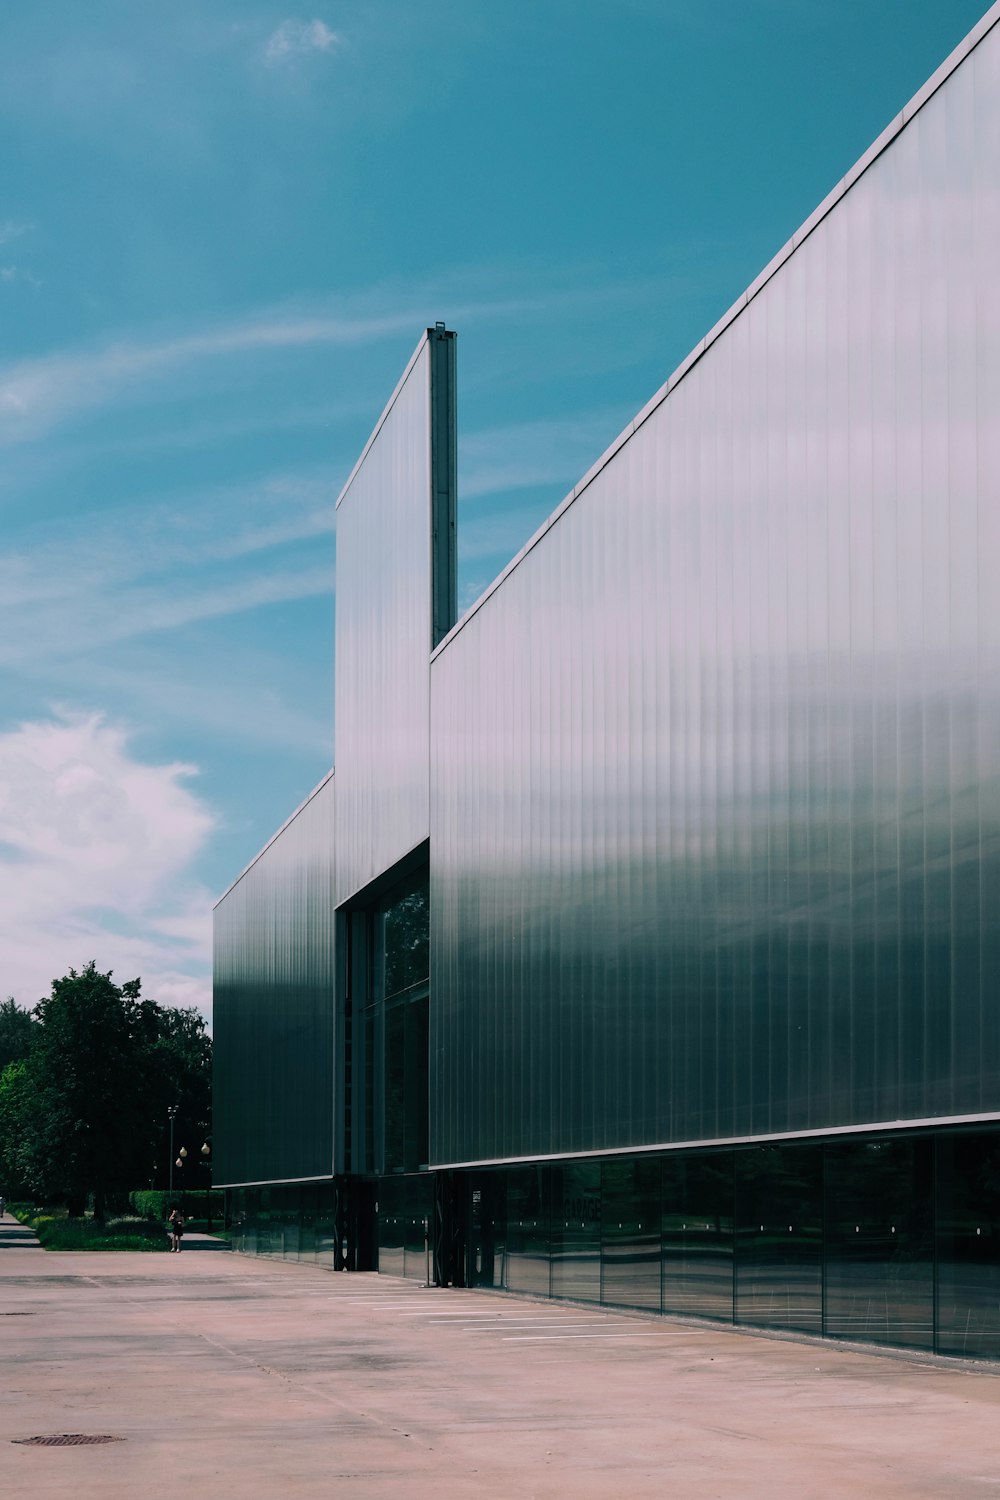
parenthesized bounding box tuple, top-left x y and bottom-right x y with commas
(213, 766, 335, 910)
(432, 0, 1000, 663)
(334, 328, 431, 511)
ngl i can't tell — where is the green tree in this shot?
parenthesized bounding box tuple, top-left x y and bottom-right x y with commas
(0, 1059, 33, 1197)
(23, 964, 159, 1217)
(0, 962, 212, 1219)
(147, 1005, 213, 1193)
(0, 996, 37, 1072)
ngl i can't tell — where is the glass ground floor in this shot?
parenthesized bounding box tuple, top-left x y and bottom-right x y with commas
(226, 1123, 1000, 1361)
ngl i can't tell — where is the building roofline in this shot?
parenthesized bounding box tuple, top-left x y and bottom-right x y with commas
(213, 766, 335, 909)
(335, 328, 435, 511)
(432, 0, 1000, 662)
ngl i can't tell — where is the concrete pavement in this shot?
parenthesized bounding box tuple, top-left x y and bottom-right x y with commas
(3, 1211, 1000, 1497)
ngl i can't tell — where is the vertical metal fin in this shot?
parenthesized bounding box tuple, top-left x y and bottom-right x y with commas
(429, 326, 457, 649)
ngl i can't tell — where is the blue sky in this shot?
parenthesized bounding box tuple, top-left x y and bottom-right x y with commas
(0, 0, 988, 1023)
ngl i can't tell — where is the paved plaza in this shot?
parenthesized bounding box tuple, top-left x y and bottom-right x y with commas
(2, 1214, 1000, 1497)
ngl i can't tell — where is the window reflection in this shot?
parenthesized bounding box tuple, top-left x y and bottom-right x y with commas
(378, 869, 430, 1174)
(825, 1138, 933, 1349)
(551, 1162, 601, 1303)
(662, 1153, 734, 1321)
(505, 1166, 551, 1297)
(226, 1127, 1000, 1362)
(937, 1132, 1000, 1358)
(601, 1158, 662, 1311)
(735, 1145, 822, 1334)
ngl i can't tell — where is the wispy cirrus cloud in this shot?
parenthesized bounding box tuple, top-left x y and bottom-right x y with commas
(0, 710, 214, 1019)
(0, 270, 682, 447)
(1, 264, 42, 288)
(0, 222, 40, 289)
(0, 305, 419, 445)
(0, 470, 335, 663)
(0, 219, 33, 246)
(263, 19, 342, 66)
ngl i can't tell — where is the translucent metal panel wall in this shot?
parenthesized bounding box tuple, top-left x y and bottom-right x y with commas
(335, 331, 454, 905)
(213, 774, 335, 1185)
(430, 20, 1000, 1166)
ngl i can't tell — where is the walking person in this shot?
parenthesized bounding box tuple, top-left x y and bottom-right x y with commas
(167, 1207, 185, 1252)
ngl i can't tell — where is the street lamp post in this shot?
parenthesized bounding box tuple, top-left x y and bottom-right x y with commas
(201, 1142, 212, 1231)
(167, 1105, 178, 1198)
(177, 1146, 188, 1211)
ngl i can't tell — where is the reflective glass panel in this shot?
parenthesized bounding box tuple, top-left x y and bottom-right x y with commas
(383, 875, 430, 999)
(315, 1184, 338, 1268)
(504, 1166, 552, 1297)
(468, 1174, 507, 1289)
(299, 1184, 318, 1263)
(735, 1144, 822, 1334)
(936, 1130, 1000, 1359)
(376, 1176, 406, 1278)
(824, 1138, 933, 1349)
(601, 1157, 662, 1311)
(661, 1152, 734, 1320)
(551, 1162, 601, 1303)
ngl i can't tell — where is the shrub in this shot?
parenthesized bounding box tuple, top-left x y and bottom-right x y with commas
(10, 1204, 170, 1252)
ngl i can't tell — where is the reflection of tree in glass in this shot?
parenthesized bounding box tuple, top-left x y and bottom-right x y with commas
(383, 879, 429, 999)
(380, 873, 429, 1171)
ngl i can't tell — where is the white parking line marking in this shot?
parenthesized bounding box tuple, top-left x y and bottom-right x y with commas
(502, 1331, 695, 1341)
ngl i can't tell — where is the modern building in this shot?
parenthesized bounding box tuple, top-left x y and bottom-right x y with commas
(214, 5, 1000, 1359)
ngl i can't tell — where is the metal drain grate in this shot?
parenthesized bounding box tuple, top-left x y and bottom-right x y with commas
(13, 1435, 125, 1447)
(0, 1310, 35, 1316)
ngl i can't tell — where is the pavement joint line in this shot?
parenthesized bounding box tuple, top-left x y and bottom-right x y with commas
(502, 1331, 708, 1340)
(156, 1324, 439, 1451)
(431, 1318, 619, 1326)
(9, 1273, 436, 1446)
(460, 1321, 640, 1331)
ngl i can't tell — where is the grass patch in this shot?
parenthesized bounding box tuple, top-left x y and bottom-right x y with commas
(9, 1205, 170, 1252)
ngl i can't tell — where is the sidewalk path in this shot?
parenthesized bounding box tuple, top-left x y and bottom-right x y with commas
(2, 1211, 1000, 1498)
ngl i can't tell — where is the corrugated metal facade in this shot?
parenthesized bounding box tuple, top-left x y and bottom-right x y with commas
(428, 15, 1000, 1166)
(214, 10, 1000, 1358)
(213, 774, 335, 1185)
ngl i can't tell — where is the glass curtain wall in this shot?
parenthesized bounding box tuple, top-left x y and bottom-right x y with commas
(661, 1153, 735, 1321)
(380, 871, 430, 1173)
(824, 1138, 934, 1349)
(505, 1166, 551, 1297)
(735, 1145, 823, 1334)
(229, 1183, 340, 1267)
(601, 1157, 661, 1310)
(350, 863, 431, 1179)
(376, 1174, 433, 1280)
(228, 1126, 1000, 1361)
(936, 1132, 1000, 1358)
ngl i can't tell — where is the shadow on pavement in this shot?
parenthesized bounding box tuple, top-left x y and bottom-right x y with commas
(178, 1233, 231, 1252)
(0, 1226, 41, 1247)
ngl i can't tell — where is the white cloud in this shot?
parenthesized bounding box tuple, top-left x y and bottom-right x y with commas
(1, 263, 42, 288)
(0, 469, 336, 664)
(0, 305, 416, 445)
(0, 220, 33, 246)
(0, 272, 674, 447)
(263, 19, 342, 65)
(0, 711, 214, 1022)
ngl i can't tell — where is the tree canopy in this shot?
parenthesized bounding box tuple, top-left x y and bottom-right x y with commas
(0, 995, 38, 1073)
(0, 962, 211, 1217)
